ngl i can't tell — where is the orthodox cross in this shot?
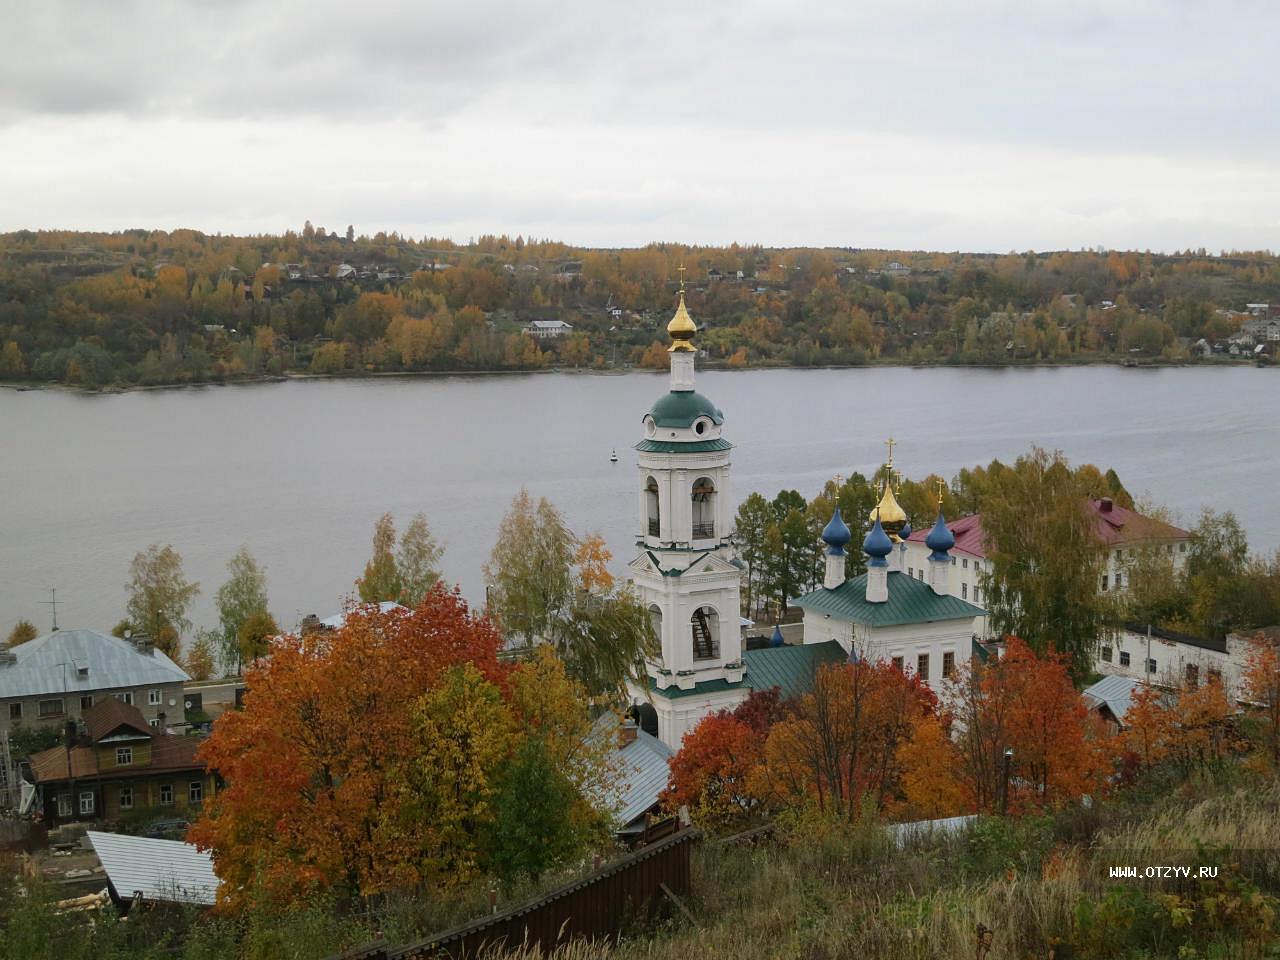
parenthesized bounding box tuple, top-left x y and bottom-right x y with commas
(936, 478, 946, 507)
(884, 436, 896, 469)
(677, 263, 686, 292)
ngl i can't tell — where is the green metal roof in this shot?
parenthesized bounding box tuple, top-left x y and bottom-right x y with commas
(742, 640, 849, 699)
(634, 437, 734, 454)
(647, 390, 724, 428)
(793, 571, 985, 627)
(647, 640, 848, 701)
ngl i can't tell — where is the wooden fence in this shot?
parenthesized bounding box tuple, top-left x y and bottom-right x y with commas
(327, 825, 701, 960)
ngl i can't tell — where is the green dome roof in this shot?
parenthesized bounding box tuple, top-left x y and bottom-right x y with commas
(647, 390, 724, 428)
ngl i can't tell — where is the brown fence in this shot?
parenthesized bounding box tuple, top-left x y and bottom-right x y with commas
(327, 826, 700, 960)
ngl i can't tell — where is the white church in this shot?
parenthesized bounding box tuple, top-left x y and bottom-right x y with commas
(627, 285, 984, 750)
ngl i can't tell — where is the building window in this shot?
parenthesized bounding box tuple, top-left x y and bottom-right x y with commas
(691, 477, 716, 539)
(119, 786, 133, 811)
(962, 558, 968, 569)
(1120, 651, 1131, 667)
(891, 656, 904, 672)
(918, 569, 924, 580)
(1207, 667, 1222, 685)
(149, 718, 160, 728)
(1101, 645, 1113, 663)
(79, 791, 95, 816)
(1147, 658, 1157, 674)
(8, 703, 20, 721)
(917, 653, 930, 680)
(645, 476, 660, 538)
(114, 692, 134, 706)
(1179, 543, 1187, 553)
(58, 794, 72, 818)
(1100, 575, 1108, 592)
(116, 747, 133, 766)
(80, 695, 93, 711)
(1114, 572, 1123, 589)
(961, 583, 968, 599)
(1116, 549, 1123, 561)
(160, 784, 173, 805)
(189, 781, 203, 805)
(973, 585, 981, 602)
(942, 651, 955, 678)
(908, 567, 914, 577)
(148, 689, 161, 706)
(38, 698, 64, 718)
(1185, 664, 1199, 687)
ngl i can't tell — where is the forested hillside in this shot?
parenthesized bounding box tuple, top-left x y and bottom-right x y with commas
(1, 226, 1277, 387)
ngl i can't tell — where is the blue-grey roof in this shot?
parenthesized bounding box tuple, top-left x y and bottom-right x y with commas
(87, 831, 218, 906)
(0, 629, 189, 700)
(1083, 674, 1144, 724)
(613, 730, 674, 829)
(319, 600, 407, 629)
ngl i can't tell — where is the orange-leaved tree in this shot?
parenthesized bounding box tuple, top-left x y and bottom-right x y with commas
(190, 584, 509, 910)
(1244, 631, 1280, 768)
(952, 637, 1112, 813)
(662, 688, 785, 831)
(757, 661, 936, 820)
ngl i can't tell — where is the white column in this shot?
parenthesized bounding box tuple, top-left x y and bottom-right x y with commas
(824, 552, 846, 589)
(866, 564, 888, 603)
(928, 556, 950, 596)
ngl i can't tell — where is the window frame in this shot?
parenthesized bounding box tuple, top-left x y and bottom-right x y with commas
(79, 791, 95, 815)
(119, 785, 133, 811)
(1120, 651, 1131, 667)
(38, 698, 64, 718)
(8, 702, 20, 721)
(148, 689, 162, 706)
(916, 652, 930, 681)
(159, 783, 174, 806)
(116, 747, 133, 766)
(189, 781, 204, 805)
(942, 651, 955, 679)
(80, 695, 93, 711)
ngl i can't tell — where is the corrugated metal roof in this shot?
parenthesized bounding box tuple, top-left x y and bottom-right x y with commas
(318, 600, 407, 629)
(794, 572, 984, 627)
(87, 831, 219, 906)
(613, 730, 674, 828)
(1083, 674, 1144, 724)
(742, 640, 848, 700)
(0, 629, 189, 700)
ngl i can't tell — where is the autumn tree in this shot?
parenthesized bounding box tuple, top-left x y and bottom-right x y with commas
(397, 512, 443, 606)
(237, 609, 279, 665)
(191, 586, 509, 908)
(357, 513, 401, 603)
(215, 546, 271, 673)
(662, 689, 786, 831)
(896, 713, 966, 820)
(5, 619, 37, 647)
(1244, 631, 1280, 768)
(951, 638, 1110, 813)
(125, 544, 199, 658)
(485, 491, 654, 699)
(757, 661, 935, 820)
(185, 629, 219, 681)
(979, 448, 1112, 682)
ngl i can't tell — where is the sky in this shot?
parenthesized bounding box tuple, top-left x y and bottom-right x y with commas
(1, 0, 1277, 252)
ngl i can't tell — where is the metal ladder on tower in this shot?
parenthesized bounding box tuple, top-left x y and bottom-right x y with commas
(691, 609, 718, 661)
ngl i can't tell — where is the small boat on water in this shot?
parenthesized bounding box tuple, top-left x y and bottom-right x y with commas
(609, 449, 619, 463)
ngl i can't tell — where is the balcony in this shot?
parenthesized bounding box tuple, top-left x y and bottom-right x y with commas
(692, 521, 715, 539)
(648, 518, 660, 537)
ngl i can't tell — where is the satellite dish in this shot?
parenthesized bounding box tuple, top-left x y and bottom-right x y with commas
(184, 700, 192, 710)
(124, 629, 132, 639)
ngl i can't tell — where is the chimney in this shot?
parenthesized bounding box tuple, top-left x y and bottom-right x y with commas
(1099, 497, 1113, 513)
(618, 717, 638, 749)
(300, 614, 321, 636)
(131, 632, 154, 656)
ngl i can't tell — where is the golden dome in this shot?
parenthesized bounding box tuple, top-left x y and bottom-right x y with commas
(870, 482, 908, 539)
(667, 291, 696, 353)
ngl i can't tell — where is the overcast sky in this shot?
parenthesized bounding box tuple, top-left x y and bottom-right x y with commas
(1, 0, 1277, 252)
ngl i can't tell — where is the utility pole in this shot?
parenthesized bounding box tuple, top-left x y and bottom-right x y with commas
(42, 587, 58, 632)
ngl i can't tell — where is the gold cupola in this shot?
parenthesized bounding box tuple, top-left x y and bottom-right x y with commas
(667, 264, 696, 352)
(868, 437, 908, 541)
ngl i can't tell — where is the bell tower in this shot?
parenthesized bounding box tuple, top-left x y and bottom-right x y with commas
(628, 273, 745, 747)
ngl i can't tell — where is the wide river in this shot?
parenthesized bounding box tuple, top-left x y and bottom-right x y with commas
(1, 366, 1276, 637)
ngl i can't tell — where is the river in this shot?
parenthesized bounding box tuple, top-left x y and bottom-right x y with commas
(1, 366, 1276, 637)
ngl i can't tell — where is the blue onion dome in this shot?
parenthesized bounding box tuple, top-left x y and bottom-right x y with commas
(925, 509, 956, 557)
(771, 624, 785, 647)
(900, 520, 912, 540)
(821, 507, 852, 554)
(863, 515, 893, 562)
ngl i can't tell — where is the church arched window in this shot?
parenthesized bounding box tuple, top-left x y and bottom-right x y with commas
(648, 604, 663, 647)
(645, 476, 660, 537)
(691, 605, 720, 661)
(691, 477, 715, 539)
